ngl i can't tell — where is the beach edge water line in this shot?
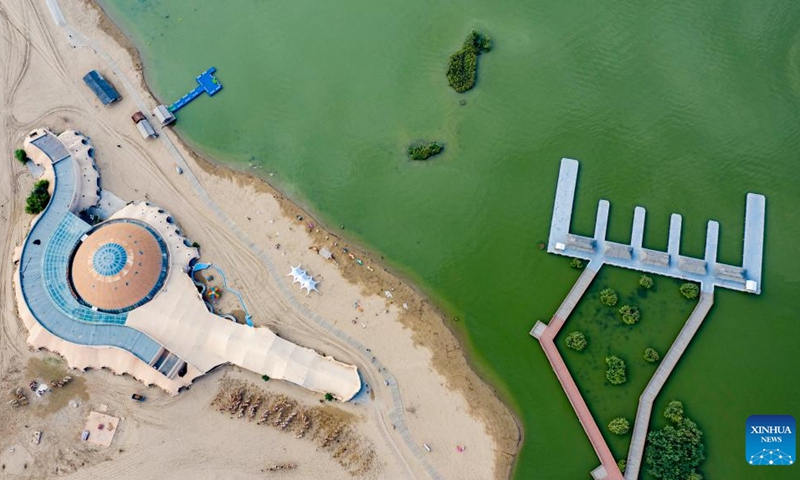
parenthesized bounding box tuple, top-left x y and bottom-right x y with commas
(77, 1, 524, 478)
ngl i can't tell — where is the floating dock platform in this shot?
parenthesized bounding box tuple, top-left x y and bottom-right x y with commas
(168, 67, 222, 113)
(547, 158, 765, 294)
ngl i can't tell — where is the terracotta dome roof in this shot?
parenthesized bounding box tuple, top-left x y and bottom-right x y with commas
(70, 220, 169, 312)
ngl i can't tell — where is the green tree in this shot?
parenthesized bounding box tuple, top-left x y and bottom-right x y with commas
(664, 400, 684, 424)
(644, 347, 660, 363)
(14, 149, 27, 164)
(446, 30, 492, 93)
(407, 142, 443, 160)
(564, 331, 587, 351)
(25, 179, 50, 215)
(639, 275, 654, 289)
(617, 459, 627, 473)
(599, 288, 618, 307)
(645, 402, 705, 480)
(569, 258, 584, 269)
(680, 283, 699, 299)
(605, 355, 627, 385)
(608, 417, 630, 435)
(619, 304, 640, 325)
(324, 392, 334, 402)
(261, 374, 270, 381)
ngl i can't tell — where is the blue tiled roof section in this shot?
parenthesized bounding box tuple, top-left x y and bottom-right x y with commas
(42, 212, 126, 325)
(31, 134, 70, 163)
(82, 70, 121, 105)
(18, 133, 163, 364)
(92, 243, 128, 276)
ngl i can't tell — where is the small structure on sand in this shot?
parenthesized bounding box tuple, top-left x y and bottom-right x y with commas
(152, 104, 176, 126)
(288, 265, 319, 296)
(131, 111, 157, 139)
(83, 411, 120, 447)
(82, 70, 121, 105)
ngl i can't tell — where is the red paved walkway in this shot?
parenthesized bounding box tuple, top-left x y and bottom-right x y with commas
(536, 265, 624, 480)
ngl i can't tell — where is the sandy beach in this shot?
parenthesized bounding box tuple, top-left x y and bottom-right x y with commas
(0, 1, 519, 479)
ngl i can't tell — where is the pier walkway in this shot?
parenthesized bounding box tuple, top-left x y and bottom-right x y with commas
(168, 67, 222, 113)
(548, 158, 765, 294)
(624, 291, 714, 479)
(537, 158, 764, 479)
(530, 262, 624, 480)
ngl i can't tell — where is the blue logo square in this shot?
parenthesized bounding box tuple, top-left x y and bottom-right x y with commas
(746, 415, 795, 466)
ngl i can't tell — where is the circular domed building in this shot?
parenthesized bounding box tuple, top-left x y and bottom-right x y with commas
(69, 220, 169, 313)
(16, 128, 361, 401)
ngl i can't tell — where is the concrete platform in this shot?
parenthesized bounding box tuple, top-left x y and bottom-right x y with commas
(529, 321, 547, 339)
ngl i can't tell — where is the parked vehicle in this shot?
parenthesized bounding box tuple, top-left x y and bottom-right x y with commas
(131, 393, 146, 402)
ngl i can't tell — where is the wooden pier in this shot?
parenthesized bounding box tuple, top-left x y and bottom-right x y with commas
(531, 262, 624, 480)
(535, 158, 765, 479)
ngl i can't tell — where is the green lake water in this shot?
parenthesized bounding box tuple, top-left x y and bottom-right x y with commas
(100, 1, 800, 478)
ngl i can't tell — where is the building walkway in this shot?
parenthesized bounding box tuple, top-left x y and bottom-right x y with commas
(624, 291, 714, 479)
(531, 262, 624, 480)
(18, 130, 165, 364)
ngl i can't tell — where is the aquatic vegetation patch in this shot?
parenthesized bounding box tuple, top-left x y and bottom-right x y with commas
(446, 30, 492, 93)
(644, 347, 660, 363)
(680, 283, 699, 299)
(407, 141, 444, 161)
(565, 331, 587, 351)
(608, 417, 630, 435)
(599, 287, 618, 307)
(645, 401, 706, 479)
(618, 304, 640, 325)
(605, 355, 627, 385)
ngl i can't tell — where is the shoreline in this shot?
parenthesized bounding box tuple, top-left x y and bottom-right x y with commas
(86, 0, 522, 477)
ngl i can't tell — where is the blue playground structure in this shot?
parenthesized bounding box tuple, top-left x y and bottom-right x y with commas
(191, 263, 253, 327)
(168, 67, 222, 113)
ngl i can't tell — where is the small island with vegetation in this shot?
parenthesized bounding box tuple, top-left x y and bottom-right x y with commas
(407, 141, 444, 161)
(446, 30, 492, 93)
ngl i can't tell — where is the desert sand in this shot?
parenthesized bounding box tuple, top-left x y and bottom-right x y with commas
(0, 1, 520, 479)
